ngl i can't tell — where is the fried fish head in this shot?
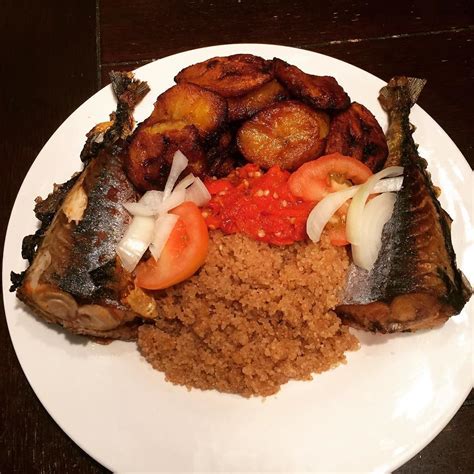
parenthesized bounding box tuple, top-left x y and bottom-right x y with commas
(273, 58, 350, 110)
(237, 100, 330, 170)
(227, 79, 288, 122)
(175, 54, 273, 97)
(325, 102, 388, 172)
(146, 83, 227, 138)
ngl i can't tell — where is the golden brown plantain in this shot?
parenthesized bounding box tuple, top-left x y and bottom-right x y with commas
(206, 129, 243, 177)
(227, 79, 288, 121)
(175, 54, 273, 97)
(237, 100, 330, 170)
(146, 83, 227, 137)
(325, 102, 388, 172)
(125, 126, 169, 191)
(126, 124, 206, 191)
(273, 58, 350, 110)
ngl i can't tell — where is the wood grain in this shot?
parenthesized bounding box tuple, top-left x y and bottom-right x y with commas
(99, 0, 474, 63)
(0, 0, 472, 472)
(0, 1, 102, 472)
(396, 404, 474, 473)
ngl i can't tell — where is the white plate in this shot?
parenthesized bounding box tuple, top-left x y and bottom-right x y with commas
(3, 44, 473, 473)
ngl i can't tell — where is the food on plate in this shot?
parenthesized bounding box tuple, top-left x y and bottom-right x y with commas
(11, 54, 472, 396)
(237, 101, 330, 170)
(80, 71, 150, 165)
(227, 79, 288, 122)
(288, 154, 374, 246)
(125, 82, 235, 191)
(146, 83, 227, 137)
(12, 72, 149, 340)
(205, 129, 242, 178)
(273, 58, 350, 110)
(125, 82, 228, 190)
(204, 164, 315, 245)
(288, 153, 373, 202)
(175, 54, 273, 97)
(336, 77, 472, 332)
(138, 231, 358, 397)
(135, 201, 209, 290)
(325, 102, 389, 172)
(126, 122, 207, 191)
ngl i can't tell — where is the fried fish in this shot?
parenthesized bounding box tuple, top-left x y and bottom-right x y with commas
(336, 77, 472, 332)
(11, 72, 149, 340)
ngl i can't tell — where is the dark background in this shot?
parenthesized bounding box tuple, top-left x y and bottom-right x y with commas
(1, 1, 472, 472)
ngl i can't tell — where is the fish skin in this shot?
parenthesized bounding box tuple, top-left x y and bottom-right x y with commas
(58, 150, 138, 301)
(14, 72, 149, 340)
(336, 76, 472, 333)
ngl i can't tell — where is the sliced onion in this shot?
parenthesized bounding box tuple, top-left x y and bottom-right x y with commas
(306, 187, 359, 243)
(372, 176, 404, 193)
(123, 202, 156, 217)
(140, 190, 163, 209)
(123, 190, 165, 216)
(116, 216, 155, 272)
(157, 188, 186, 215)
(149, 213, 179, 261)
(305, 172, 404, 244)
(174, 173, 196, 192)
(185, 177, 211, 207)
(351, 192, 397, 271)
(346, 166, 403, 245)
(163, 150, 188, 200)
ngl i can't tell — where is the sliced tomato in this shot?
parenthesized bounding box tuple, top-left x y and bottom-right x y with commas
(323, 201, 349, 246)
(135, 202, 209, 290)
(288, 152, 373, 202)
(326, 222, 349, 246)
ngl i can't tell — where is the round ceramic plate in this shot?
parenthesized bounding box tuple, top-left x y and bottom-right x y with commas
(3, 44, 473, 473)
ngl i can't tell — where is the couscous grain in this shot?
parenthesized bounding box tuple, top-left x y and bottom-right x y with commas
(138, 232, 358, 397)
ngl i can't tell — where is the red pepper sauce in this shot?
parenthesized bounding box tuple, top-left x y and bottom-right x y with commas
(203, 164, 314, 245)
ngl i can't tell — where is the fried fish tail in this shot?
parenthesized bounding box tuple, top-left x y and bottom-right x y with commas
(80, 71, 150, 164)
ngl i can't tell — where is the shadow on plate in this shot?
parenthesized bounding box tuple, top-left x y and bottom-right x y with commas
(12, 299, 94, 347)
(353, 327, 434, 346)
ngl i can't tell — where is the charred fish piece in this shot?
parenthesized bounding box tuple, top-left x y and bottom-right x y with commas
(336, 76, 472, 333)
(11, 72, 150, 340)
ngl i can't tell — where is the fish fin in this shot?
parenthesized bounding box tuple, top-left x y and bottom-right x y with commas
(379, 76, 427, 111)
(405, 77, 427, 106)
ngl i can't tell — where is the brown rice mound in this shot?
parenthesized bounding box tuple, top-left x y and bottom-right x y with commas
(138, 232, 358, 397)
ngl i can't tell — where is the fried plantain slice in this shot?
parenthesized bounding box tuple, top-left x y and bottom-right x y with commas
(237, 100, 330, 170)
(146, 83, 227, 137)
(166, 126, 208, 176)
(273, 58, 350, 110)
(125, 125, 172, 191)
(126, 124, 207, 191)
(325, 102, 388, 172)
(227, 79, 288, 122)
(206, 129, 243, 177)
(175, 54, 273, 97)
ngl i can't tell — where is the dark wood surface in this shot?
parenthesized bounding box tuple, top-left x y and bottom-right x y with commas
(1, 1, 472, 472)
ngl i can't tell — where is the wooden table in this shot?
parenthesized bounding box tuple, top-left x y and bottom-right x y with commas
(1, 1, 472, 472)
